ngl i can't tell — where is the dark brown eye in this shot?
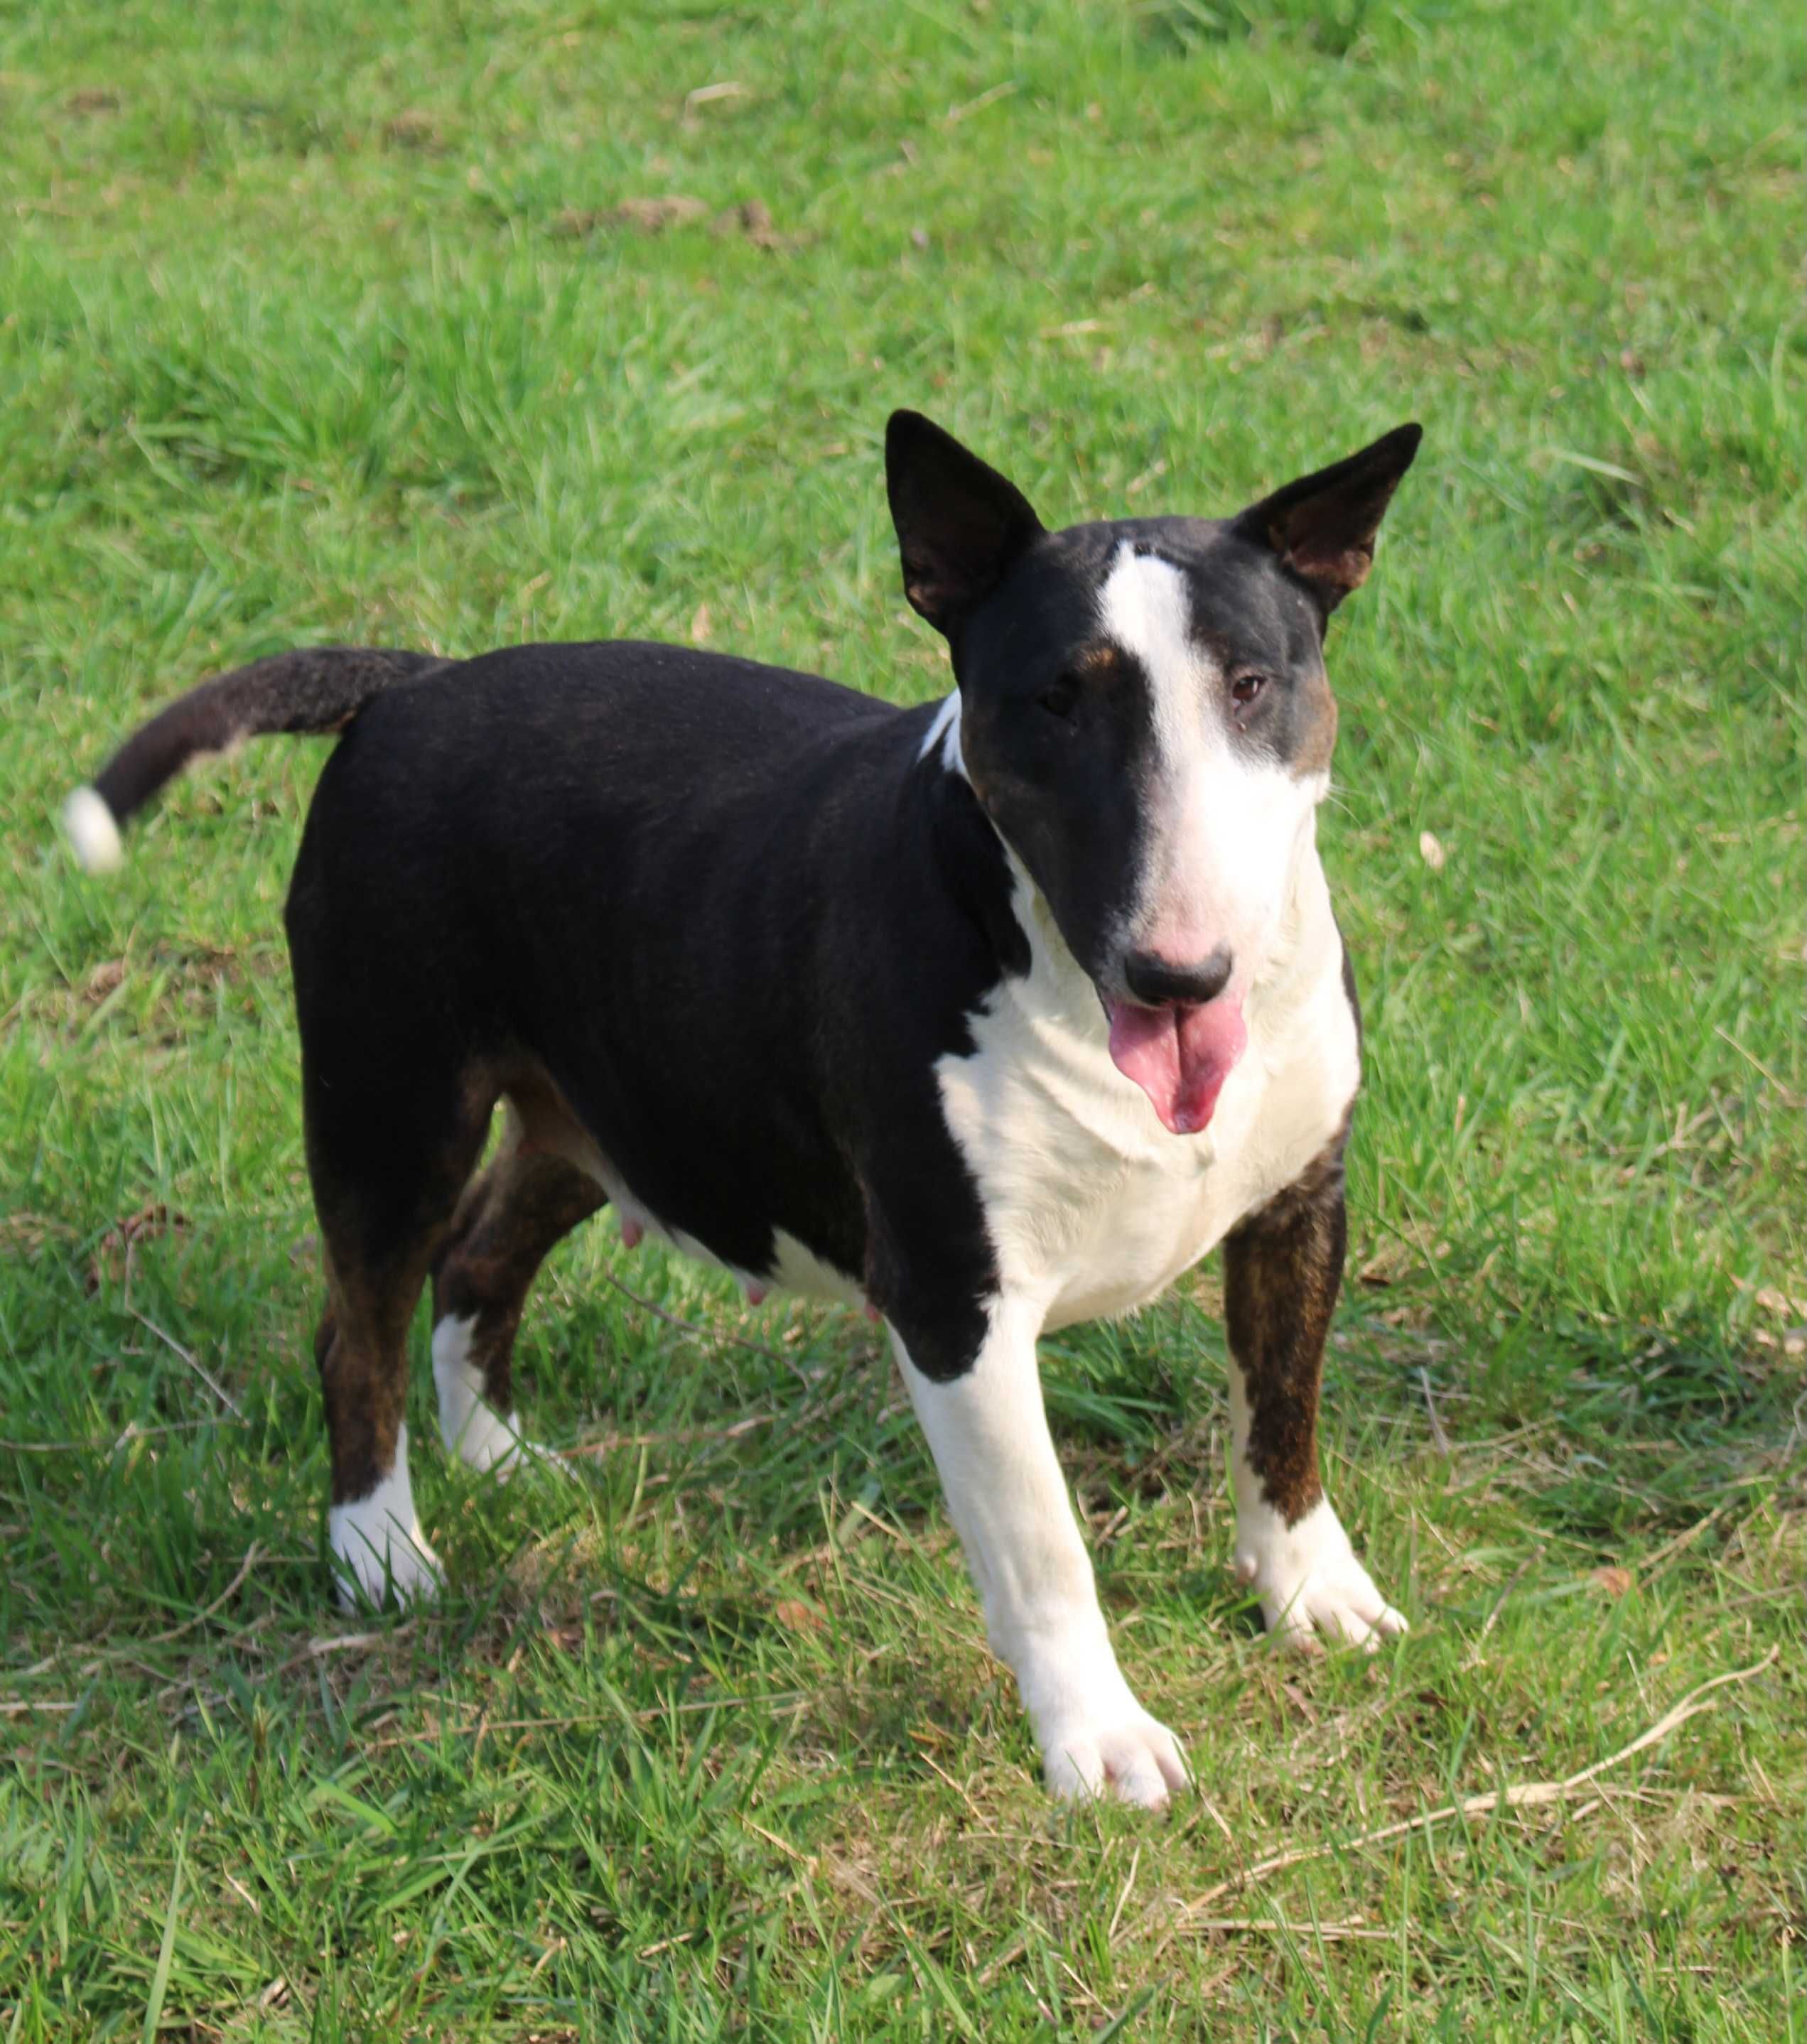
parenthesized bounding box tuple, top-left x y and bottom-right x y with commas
(1039, 676, 1079, 722)
(1231, 672, 1269, 708)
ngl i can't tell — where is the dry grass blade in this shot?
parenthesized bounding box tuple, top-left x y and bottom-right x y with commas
(127, 1307, 246, 1419)
(1184, 1648, 1779, 1911)
(598, 1268, 821, 1387)
(137, 1541, 261, 1648)
(1186, 1918, 1387, 1941)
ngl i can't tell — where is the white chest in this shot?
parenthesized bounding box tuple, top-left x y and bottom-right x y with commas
(935, 883, 1359, 1331)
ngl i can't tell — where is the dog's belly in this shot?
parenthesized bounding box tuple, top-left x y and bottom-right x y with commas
(514, 1096, 869, 1309)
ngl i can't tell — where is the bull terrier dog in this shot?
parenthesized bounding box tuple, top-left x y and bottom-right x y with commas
(67, 410, 1420, 1805)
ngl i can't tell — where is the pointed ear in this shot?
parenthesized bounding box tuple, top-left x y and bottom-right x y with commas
(885, 411, 1045, 640)
(1234, 423, 1423, 613)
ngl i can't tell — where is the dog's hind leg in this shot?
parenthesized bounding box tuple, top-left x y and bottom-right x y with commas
(305, 1055, 495, 1609)
(429, 1095, 605, 1474)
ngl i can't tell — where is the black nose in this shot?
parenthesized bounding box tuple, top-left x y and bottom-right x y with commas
(1123, 946, 1234, 1007)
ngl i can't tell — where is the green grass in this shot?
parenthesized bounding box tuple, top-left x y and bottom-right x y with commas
(1, 0, 1802, 2035)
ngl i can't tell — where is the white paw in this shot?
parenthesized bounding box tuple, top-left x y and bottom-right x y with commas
(330, 1516, 446, 1610)
(328, 1428, 446, 1609)
(1040, 1704, 1191, 1809)
(432, 1315, 563, 1481)
(448, 1405, 558, 1481)
(1235, 1498, 1407, 1651)
(1013, 1622, 1190, 1808)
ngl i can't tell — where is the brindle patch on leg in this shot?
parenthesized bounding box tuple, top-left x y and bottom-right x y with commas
(429, 1076, 606, 1468)
(1221, 1113, 1406, 1648)
(313, 1276, 397, 1510)
(315, 1250, 446, 1604)
(1221, 1115, 1349, 1527)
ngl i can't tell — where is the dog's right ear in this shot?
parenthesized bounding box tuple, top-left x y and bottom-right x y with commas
(885, 411, 1044, 641)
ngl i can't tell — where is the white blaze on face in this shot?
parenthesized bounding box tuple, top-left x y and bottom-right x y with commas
(1094, 544, 1325, 995)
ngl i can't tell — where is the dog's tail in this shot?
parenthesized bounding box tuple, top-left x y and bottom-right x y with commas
(63, 647, 449, 873)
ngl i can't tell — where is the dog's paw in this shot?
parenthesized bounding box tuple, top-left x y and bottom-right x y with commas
(1039, 1705, 1190, 1809)
(1235, 1500, 1407, 1651)
(328, 1439, 446, 1609)
(431, 1315, 566, 1481)
(1012, 1623, 1189, 1809)
(330, 1520, 446, 1610)
(448, 1405, 559, 1482)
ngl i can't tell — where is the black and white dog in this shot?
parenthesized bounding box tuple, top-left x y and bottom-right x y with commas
(67, 411, 1420, 1806)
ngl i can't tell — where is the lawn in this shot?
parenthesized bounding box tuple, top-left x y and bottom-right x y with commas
(1, 0, 1801, 2035)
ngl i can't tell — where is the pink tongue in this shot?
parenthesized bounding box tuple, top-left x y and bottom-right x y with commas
(1107, 996, 1248, 1135)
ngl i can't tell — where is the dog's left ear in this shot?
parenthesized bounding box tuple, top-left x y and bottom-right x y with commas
(1233, 423, 1422, 615)
(886, 411, 1045, 642)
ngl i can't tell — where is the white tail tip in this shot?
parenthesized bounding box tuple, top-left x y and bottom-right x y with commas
(63, 786, 124, 875)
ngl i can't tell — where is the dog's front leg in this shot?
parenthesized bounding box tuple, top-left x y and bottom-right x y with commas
(1222, 1135, 1407, 1648)
(895, 1299, 1188, 1807)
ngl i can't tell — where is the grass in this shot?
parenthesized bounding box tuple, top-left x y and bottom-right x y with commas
(1, 0, 1802, 2034)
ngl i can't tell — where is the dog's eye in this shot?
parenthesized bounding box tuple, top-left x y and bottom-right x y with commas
(1230, 672, 1269, 709)
(1038, 677, 1080, 722)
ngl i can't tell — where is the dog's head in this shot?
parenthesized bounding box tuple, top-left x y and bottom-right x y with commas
(887, 409, 1419, 1135)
